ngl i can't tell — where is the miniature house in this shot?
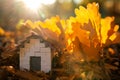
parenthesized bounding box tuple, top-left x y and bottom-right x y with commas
(19, 35, 51, 73)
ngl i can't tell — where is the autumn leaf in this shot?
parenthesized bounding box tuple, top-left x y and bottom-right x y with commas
(75, 6, 89, 25)
(40, 16, 61, 35)
(25, 20, 36, 29)
(0, 27, 5, 36)
(100, 17, 114, 44)
(72, 22, 90, 47)
(23, 2, 120, 61)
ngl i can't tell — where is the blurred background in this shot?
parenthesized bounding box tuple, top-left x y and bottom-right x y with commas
(0, 0, 120, 31)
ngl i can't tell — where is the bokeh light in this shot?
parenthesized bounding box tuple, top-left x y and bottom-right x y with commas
(73, 0, 83, 4)
(20, 0, 56, 11)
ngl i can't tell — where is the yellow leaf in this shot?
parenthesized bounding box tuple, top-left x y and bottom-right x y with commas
(16, 19, 24, 30)
(87, 2, 101, 27)
(22, 2, 120, 62)
(101, 17, 114, 44)
(114, 25, 119, 32)
(72, 22, 90, 47)
(75, 6, 89, 25)
(25, 20, 36, 29)
(0, 27, 5, 36)
(87, 2, 101, 37)
(109, 33, 117, 41)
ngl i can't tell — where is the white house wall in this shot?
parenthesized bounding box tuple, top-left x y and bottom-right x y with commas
(20, 48, 24, 70)
(20, 39, 51, 73)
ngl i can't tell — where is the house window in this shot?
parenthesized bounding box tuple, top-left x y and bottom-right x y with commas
(30, 56, 41, 71)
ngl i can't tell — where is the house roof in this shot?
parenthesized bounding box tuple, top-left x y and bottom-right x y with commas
(17, 33, 51, 51)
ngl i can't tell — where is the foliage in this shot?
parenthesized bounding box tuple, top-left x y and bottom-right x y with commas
(0, 27, 5, 36)
(22, 2, 120, 80)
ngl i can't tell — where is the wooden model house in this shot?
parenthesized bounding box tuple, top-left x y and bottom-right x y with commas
(19, 35, 51, 73)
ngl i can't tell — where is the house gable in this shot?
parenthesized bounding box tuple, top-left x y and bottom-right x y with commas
(19, 37, 51, 73)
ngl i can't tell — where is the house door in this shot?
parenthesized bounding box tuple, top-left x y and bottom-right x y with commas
(30, 56, 41, 71)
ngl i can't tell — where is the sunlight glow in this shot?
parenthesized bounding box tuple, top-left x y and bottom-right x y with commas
(73, 0, 83, 4)
(21, 0, 56, 10)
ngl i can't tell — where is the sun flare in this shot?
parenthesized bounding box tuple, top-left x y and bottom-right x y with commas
(23, 0, 40, 10)
(21, 0, 56, 10)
